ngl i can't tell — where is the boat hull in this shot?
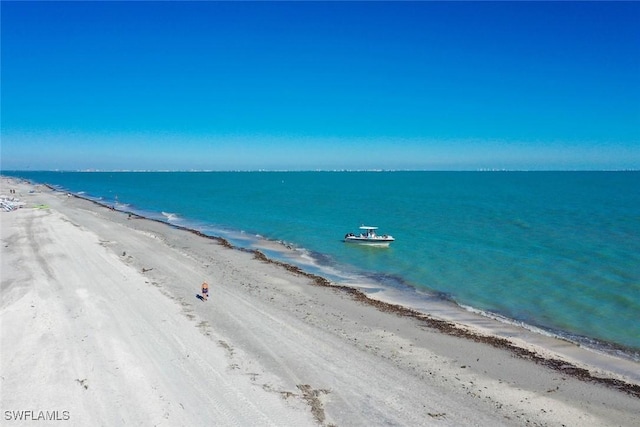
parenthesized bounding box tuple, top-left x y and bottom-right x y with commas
(344, 236, 394, 246)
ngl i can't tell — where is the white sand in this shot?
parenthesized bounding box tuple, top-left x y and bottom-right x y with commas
(1, 177, 639, 426)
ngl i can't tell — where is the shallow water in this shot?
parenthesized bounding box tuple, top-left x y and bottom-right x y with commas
(6, 170, 640, 358)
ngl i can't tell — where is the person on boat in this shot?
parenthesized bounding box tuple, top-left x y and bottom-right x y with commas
(201, 281, 209, 301)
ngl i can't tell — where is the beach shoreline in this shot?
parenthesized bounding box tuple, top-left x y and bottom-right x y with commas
(2, 176, 639, 426)
(34, 177, 640, 383)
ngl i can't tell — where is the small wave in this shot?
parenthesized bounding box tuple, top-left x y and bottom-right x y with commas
(459, 304, 640, 362)
(461, 304, 555, 336)
(161, 211, 180, 222)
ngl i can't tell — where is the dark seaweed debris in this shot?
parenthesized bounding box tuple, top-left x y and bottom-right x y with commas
(253, 248, 640, 400)
(62, 187, 235, 248)
(59, 187, 640, 400)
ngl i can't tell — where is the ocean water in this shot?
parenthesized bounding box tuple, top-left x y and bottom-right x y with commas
(5, 171, 640, 359)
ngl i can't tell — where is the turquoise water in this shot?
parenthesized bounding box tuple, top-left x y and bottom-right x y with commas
(5, 171, 640, 358)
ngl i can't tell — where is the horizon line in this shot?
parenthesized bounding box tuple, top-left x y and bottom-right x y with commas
(2, 168, 639, 173)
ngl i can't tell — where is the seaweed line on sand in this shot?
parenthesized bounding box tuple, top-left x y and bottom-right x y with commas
(251, 250, 640, 400)
(59, 187, 640, 400)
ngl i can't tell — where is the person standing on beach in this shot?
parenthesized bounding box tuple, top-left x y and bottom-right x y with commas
(201, 281, 209, 301)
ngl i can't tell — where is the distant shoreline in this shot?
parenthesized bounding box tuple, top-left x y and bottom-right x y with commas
(3, 169, 640, 173)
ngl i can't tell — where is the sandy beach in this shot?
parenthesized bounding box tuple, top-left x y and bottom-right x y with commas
(1, 176, 639, 426)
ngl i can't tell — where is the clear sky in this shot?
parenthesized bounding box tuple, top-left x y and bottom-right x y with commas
(2, 1, 639, 171)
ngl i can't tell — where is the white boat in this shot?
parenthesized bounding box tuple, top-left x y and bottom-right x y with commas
(344, 226, 395, 246)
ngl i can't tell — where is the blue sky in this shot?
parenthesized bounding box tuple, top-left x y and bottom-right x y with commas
(2, 1, 639, 171)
